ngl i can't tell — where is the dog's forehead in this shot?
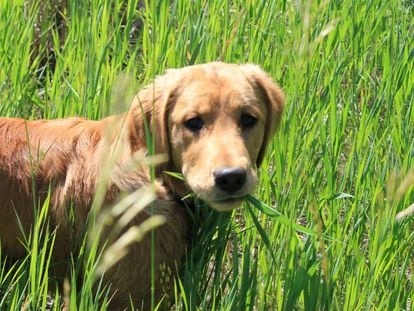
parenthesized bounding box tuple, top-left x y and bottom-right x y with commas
(171, 79, 264, 122)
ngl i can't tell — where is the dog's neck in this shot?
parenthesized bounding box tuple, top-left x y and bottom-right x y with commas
(157, 165, 189, 201)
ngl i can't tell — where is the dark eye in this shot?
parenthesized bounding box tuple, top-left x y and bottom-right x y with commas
(184, 117, 204, 132)
(240, 114, 258, 129)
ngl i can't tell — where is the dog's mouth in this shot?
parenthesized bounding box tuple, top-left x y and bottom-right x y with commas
(207, 196, 246, 211)
(214, 196, 244, 204)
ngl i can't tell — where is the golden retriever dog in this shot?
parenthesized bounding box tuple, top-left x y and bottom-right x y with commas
(0, 62, 284, 309)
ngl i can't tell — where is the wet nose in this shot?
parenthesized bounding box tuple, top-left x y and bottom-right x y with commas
(214, 167, 247, 193)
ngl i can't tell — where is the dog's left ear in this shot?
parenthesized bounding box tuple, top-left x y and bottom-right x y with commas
(243, 64, 285, 167)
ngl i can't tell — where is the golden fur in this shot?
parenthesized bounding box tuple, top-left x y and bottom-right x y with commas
(0, 62, 284, 309)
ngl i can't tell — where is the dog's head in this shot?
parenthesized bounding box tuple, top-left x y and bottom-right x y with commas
(132, 62, 284, 211)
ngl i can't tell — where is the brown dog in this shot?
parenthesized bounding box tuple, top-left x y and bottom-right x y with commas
(0, 62, 284, 309)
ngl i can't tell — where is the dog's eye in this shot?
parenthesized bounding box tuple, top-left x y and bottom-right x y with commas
(184, 117, 204, 132)
(240, 114, 258, 129)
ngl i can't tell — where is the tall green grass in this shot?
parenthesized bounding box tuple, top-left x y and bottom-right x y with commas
(0, 0, 413, 310)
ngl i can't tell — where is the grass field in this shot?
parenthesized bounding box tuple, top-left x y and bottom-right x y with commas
(0, 0, 413, 310)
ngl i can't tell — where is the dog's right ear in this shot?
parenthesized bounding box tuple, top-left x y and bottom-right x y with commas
(128, 69, 181, 160)
(128, 70, 188, 195)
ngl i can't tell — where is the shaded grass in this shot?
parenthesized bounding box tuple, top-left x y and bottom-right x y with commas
(0, 0, 413, 310)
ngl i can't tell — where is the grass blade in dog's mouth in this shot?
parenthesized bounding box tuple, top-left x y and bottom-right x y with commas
(245, 195, 318, 237)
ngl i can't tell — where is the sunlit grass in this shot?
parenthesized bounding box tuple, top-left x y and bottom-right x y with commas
(0, 0, 413, 310)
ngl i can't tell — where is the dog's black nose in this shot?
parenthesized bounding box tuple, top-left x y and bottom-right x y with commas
(214, 167, 247, 193)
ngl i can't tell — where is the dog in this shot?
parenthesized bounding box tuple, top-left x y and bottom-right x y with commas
(0, 62, 284, 309)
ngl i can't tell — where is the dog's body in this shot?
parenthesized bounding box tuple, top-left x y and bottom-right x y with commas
(0, 62, 284, 309)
